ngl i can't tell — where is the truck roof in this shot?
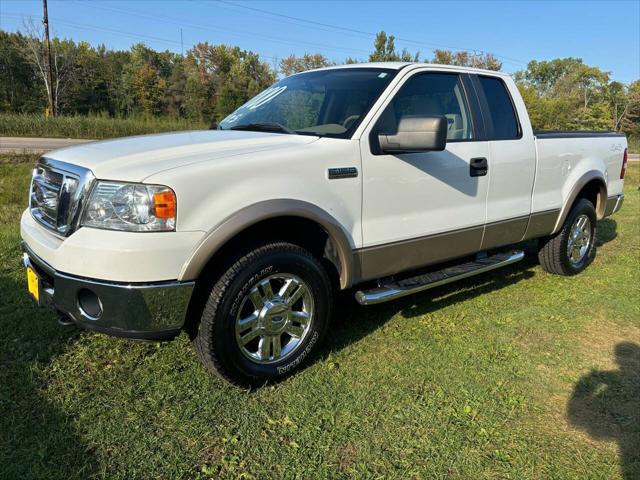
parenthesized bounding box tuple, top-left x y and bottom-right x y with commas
(304, 62, 511, 77)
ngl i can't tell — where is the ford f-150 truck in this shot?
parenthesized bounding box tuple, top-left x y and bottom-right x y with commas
(21, 63, 627, 386)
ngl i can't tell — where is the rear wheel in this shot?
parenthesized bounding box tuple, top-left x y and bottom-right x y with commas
(538, 198, 597, 275)
(192, 242, 332, 387)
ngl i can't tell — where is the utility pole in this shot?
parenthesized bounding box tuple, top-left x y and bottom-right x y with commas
(42, 0, 55, 116)
(180, 28, 184, 57)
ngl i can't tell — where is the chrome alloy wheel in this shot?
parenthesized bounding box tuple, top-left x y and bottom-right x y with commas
(235, 273, 314, 364)
(567, 214, 592, 265)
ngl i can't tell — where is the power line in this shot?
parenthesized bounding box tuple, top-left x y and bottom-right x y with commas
(205, 0, 378, 44)
(210, 0, 528, 66)
(68, 1, 371, 57)
(5, 13, 182, 47)
(213, 0, 377, 39)
(4, 13, 280, 62)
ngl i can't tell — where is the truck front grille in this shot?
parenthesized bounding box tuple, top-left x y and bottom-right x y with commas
(30, 166, 64, 230)
(29, 159, 94, 236)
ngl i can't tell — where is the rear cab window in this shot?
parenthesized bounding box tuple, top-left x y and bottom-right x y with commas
(477, 76, 521, 140)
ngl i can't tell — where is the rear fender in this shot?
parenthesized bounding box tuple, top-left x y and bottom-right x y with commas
(553, 169, 607, 233)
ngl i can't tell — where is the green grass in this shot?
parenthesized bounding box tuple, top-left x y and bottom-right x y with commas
(1, 156, 638, 479)
(0, 113, 207, 139)
(628, 135, 639, 154)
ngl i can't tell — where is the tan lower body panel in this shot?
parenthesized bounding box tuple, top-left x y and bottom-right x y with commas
(603, 195, 624, 217)
(523, 209, 560, 240)
(481, 216, 529, 250)
(357, 225, 484, 282)
(356, 210, 560, 283)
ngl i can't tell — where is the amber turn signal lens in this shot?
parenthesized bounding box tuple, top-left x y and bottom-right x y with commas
(153, 190, 176, 219)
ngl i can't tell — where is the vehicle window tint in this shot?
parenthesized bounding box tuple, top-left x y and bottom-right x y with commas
(377, 73, 473, 140)
(478, 76, 519, 140)
(219, 68, 397, 138)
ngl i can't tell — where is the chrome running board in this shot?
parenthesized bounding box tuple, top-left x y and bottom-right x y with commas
(355, 250, 525, 306)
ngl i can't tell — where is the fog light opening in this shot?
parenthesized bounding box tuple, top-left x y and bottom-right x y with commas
(77, 288, 103, 320)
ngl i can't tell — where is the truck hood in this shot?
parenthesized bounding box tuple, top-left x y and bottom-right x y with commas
(45, 130, 319, 181)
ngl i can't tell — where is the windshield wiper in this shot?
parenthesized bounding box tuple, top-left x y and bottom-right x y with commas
(229, 122, 297, 135)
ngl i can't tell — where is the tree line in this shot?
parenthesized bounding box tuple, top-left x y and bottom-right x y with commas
(0, 29, 637, 138)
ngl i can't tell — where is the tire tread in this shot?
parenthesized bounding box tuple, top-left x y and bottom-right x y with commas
(193, 241, 330, 386)
(538, 199, 596, 276)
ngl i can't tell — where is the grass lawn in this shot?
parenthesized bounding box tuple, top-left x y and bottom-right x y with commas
(0, 113, 207, 140)
(1, 155, 638, 479)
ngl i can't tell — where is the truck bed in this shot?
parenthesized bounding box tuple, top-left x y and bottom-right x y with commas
(531, 132, 627, 221)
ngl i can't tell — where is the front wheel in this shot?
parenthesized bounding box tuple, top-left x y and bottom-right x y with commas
(192, 242, 332, 387)
(538, 198, 597, 275)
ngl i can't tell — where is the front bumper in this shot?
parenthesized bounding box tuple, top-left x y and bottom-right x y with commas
(22, 243, 195, 340)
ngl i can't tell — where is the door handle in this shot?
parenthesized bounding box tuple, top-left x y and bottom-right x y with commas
(470, 157, 488, 177)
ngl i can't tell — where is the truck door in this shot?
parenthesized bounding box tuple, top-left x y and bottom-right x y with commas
(359, 70, 490, 281)
(471, 75, 536, 249)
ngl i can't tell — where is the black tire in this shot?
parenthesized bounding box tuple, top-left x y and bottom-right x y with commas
(192, 242, 332, 387)
(538, 198, 597, 275)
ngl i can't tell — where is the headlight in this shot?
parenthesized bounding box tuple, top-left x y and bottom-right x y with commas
(82, 181, 176, 232)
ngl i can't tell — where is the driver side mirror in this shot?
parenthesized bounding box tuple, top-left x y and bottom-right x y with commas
(378, 115, 448, 154)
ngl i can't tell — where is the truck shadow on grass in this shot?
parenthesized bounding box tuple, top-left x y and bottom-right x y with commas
(329, 217, 619, 352)
(0, 273, 97, 480)
(596, 218, 617, 246)
(328, 252, 540, 353)
(567, 342, 640, 480)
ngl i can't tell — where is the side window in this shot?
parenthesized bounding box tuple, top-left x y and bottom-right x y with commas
(478, 76, 520, 140)
(377, 73, 473, 140)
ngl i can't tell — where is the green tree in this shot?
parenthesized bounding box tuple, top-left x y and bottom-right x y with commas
(279, 53, 333, 76)
(368, 31, 419, 62)
(119, 43, 178, 115)
(61, 40, 103, 114)
(183, 43, 275, 122)
(0, 31, 41, 112)
(98, 48, 131, 116)
(432, 49, 502, 71)
(215, 50, 275, 119)
(131, 63, 166, 115)
(165, 57, 187, 118)
(606, 81, 629, 131)
(622, 80, 640, 138)
(515, 58, 613, 130)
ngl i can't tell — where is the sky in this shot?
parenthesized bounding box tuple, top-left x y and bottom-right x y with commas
(1, 0, 639, 83)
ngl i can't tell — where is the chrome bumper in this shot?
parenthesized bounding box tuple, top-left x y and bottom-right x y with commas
(21, 243, 194, 340)
(604, 194, 624, 217)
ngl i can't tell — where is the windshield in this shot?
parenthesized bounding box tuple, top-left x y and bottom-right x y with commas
(218, 68, 398, 138)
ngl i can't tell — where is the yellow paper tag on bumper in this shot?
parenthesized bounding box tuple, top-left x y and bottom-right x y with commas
(27, 266, 40, 303)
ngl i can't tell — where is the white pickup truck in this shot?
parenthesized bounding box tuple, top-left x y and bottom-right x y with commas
(21, 63, 627, 386)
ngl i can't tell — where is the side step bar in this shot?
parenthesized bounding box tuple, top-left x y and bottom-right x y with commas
(355, 250, 525, 306)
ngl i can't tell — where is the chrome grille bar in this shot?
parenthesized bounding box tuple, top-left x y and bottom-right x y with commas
(29, 158, 95, 236)
(30, 167, 62, 229)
